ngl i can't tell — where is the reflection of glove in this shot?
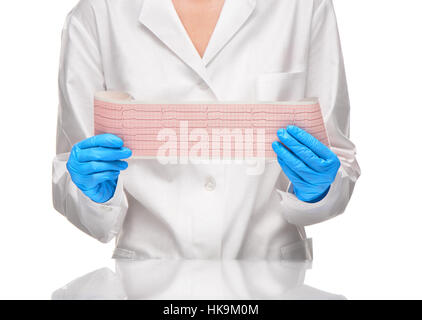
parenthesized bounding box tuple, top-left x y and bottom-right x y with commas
(272, 126, 340, 203)
(66, 134, 132, 203)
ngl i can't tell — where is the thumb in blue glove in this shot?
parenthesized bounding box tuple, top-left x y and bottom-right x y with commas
(272, 125, 340, 203)
(66, 134, 132, 203)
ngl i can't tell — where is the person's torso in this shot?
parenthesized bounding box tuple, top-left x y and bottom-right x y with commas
(84, 0, 318, 259)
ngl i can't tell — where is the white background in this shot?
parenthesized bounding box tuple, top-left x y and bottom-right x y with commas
(0, 0, 421, 299)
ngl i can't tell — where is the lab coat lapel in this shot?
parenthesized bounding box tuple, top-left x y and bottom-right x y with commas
(202, 0, 257, 66)
(138, 0, 213, 90)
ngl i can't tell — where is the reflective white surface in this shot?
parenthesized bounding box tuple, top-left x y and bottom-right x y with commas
(52, 260, 344, 300)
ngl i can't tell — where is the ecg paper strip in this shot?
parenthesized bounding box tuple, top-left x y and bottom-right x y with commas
(94, 91, 329, 159)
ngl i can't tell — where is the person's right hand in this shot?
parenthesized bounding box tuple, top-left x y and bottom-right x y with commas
(66, 134, 132, 203)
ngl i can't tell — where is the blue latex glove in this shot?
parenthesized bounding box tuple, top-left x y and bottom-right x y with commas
(66, 134, 132, 203)
(272, 125, 341, 203)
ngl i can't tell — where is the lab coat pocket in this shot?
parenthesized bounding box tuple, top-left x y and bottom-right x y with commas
(256, 71, 306, 101)
(280, 238, 313, 261)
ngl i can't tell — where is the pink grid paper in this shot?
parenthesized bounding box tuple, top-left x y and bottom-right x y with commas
(94, 91, 330, 159)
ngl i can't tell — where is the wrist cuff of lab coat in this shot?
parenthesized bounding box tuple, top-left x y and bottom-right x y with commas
(277, 167, 350, 226)
(291, 186, 330, 203)
(76, 176, 127, 242)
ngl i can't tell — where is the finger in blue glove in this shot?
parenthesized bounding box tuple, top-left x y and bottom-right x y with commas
(272, 126, 340, 203)
(66, 134, 132, 203)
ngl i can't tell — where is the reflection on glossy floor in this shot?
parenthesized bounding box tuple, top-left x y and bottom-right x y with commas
(53, 260, 345, 300)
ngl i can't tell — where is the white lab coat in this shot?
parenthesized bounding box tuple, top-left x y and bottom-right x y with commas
(53, 0, 360, 259)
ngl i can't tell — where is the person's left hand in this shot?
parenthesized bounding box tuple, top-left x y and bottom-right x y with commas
(272, 125, 341, 203)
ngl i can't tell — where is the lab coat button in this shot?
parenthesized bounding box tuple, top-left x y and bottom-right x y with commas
(204, 177, 216, 191)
